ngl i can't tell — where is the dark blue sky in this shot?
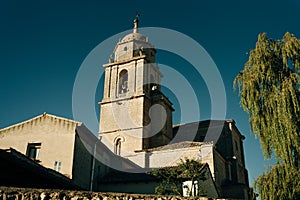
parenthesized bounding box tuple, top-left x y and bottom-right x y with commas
(1, 0, 299, 185)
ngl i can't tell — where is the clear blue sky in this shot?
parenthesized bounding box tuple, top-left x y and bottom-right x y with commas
(1, 0, 299, 186)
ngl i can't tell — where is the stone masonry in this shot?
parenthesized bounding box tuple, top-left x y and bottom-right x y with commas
(0, 187, 238, 200)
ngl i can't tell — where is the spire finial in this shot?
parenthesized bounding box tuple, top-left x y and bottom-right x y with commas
(133, 12, 140, 33)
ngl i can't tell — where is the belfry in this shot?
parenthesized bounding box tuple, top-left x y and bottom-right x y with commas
(98, 16, 174, 156)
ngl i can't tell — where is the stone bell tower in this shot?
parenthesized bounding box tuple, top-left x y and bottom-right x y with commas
(99, 16, 174, 156)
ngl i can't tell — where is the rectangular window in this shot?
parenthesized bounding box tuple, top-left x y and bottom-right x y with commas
(26, 143, 41, 161)
(54, 161, 62, 172)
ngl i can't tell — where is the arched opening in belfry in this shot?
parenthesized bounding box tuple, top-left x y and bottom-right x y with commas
(119, 69, 128, 94)
(115, 138, 122, 156)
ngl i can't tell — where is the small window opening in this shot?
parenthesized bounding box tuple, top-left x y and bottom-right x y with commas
(26, 143, 41, 161)
(115, 138, 122, 156)
(54, 161, 62, 172)
(119, 70, 128, 94)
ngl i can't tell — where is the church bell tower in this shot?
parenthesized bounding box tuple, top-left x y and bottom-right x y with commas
(99, 16, 174, 156)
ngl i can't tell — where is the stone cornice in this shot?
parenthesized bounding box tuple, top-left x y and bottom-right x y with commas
(103, 55, 146, 68)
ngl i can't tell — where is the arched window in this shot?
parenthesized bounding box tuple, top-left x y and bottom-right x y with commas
(119, 69, 128, 94)
(115, 138, 122, 156)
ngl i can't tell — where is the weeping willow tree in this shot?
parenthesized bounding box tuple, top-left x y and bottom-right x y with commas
(234, 32, 300, 199)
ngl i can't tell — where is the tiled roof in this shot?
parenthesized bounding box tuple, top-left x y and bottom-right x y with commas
(172, 120, 229, 144)
(145, 141, 204, 152)
(99, 169, 156, 183)
(99, 163, 210, 184)
(0, 148, 80, 189)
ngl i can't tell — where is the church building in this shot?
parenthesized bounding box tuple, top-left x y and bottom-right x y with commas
(0, 17, 250, 199)
(96, 17, 250, 199)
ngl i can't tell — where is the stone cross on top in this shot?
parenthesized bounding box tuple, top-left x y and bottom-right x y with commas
(133, 13, 140, 33)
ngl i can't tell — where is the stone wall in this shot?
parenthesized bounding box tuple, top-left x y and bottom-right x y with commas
(0, 187, 234, 200)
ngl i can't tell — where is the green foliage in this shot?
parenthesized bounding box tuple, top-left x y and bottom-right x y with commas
(150, 158, 207, 196)
(234, 32, 300, 199)
(254, 164, 300, 200)
(151, 165, 183, 195)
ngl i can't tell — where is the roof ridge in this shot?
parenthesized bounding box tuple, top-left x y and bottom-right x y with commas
(172, 119, 234, 128)
(45, 113, 80, 124)
(144, 141, 205, 152)
(0, 113, 80, 132)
